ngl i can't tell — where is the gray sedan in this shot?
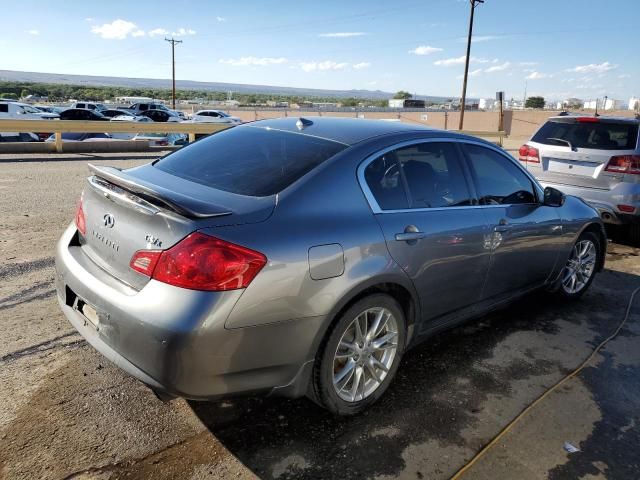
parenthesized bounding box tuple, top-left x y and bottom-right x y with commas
(55, 117, 605, 415)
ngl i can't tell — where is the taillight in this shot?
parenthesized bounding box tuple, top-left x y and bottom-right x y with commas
(156, 140, 169, 146)
(518, 145, 540, 163)
(605, 155, 640, 175)
(130, 232, 267, 291)
(618, 204, 636, 213)
(577, 117, 599, 123)
(75, 195, 86, 236)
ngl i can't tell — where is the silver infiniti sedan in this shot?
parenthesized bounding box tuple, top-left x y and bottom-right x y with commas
(55, 117, 606, 415)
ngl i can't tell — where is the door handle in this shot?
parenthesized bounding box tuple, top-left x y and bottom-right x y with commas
(395, 225, 426, 242)
(395, 232, 426, 241)
(494, 219, 511, 233)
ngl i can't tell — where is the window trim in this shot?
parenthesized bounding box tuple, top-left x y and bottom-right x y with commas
(357, 137, 544, 214)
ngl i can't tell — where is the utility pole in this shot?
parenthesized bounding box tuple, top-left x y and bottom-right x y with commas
(458, 0, 484, 130)
(165, 37, 183, 109)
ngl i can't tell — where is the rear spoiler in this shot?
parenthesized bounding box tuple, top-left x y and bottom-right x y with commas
(88, 163, 232, 219)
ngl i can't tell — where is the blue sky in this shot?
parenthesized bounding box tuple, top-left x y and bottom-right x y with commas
(4, 0, 638, 101)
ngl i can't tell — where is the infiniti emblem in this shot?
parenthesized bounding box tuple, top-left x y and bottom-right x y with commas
(103, 213, 115, 228)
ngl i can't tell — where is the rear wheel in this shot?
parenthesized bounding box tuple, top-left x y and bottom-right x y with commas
(312, 294, 406, 415)
(557, 232, 600, 299)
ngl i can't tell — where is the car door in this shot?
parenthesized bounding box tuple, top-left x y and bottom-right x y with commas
(459, 142, 563, 301)
(360, 139, 492, 329)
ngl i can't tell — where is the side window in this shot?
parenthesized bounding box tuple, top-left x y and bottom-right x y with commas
(76, 103, 85, 109)
(0, 104, 8, 113)
(396, 142, 472, 208)
(463, 144, 536, 205)
(364, 142, 472, 210)
(140, 104, 148, 111)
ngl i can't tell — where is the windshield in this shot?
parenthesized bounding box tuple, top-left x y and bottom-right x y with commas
(154, 126, 347, 196)
(532, 120, 639, 150)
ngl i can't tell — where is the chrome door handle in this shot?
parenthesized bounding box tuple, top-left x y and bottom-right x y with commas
(494, 225, 512, 233)
(395, 232, 426, 241)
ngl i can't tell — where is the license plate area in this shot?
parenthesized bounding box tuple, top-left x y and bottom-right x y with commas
(73, 296, 101, 330)
(546, 157, 598, 177)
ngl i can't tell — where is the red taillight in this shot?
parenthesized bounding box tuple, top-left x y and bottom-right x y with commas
(618, 204, 636, 213)
(75, 196, 86, 236)
(605, 155, 640, 175)
(131, 232, 267, 291)
(129, 250, 162, 276)
(518, 145, 540, 163)
(156, 140, 169, 146)
(577, 117, 599, 123)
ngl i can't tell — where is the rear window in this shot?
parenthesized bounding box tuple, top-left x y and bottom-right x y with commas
(532, 120, 639, 150)
(155, 126, 346, 196)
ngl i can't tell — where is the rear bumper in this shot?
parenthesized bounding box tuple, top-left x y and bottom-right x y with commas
(538, 180, 640, 225)
(55, 223, 323, 400)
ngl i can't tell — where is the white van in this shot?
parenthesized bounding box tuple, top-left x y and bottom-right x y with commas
(0, 101, 60, 120)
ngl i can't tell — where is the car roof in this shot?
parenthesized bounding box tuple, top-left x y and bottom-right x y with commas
(547, 115, 639, 124)
(243, 117, 438, 145)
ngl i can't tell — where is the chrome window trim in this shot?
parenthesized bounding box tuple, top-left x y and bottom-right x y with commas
(357, 137, 544, 214)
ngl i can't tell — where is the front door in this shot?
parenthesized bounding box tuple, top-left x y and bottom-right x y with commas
(362, 140, 492, 328)
(459, 143, 563, 300)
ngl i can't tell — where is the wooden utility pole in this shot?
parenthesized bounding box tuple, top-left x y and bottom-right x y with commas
(458, 0, 484, 130)
(165, 37, 183, 109)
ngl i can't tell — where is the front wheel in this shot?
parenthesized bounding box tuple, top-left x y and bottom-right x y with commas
(311, 294, 406, 415)
(557, 232, 600, 298)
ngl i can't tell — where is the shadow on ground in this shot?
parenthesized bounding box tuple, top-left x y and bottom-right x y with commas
(190, 268, 640, 480)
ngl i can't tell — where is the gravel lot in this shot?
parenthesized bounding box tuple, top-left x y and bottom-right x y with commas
(1, 153, 639, 480)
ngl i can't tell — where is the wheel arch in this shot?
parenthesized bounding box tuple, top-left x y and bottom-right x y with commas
(579, 221, 607, 271)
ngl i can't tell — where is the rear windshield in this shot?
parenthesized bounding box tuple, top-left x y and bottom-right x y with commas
(532, 120, 639, 150)
(154, 126, 347, 196)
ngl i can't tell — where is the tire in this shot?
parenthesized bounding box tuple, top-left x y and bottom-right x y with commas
(556, 231, 601, 299)
(311, 294, 406, 415)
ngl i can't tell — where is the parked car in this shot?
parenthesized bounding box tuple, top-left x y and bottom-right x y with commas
(101, 109, 135, 119)
(139, 109, 182, 123)
(0, 101, 59, 120)
(69, 102, 107, 112)
(45, 132, 113, 142)
(190, 110, 241, 125)
(34, 105, 66, 115)
(520, 115, 640, 241)
(59, 109, 109, 121)
(0, 132, 40, 142)
(132, 132, 187, 146)
(110, 115, 153, 140)
(55, 117, 605, 415)
(127, 102, 184, 118)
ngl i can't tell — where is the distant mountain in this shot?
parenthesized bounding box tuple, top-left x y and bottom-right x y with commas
(0, 69, 456, 102)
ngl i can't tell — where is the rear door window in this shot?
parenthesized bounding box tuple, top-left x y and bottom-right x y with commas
(532, 120, 639, 150)
(0, 104, 8, 113)
(154, 126, 347, 196)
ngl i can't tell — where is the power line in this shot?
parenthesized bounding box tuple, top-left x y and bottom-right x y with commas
(165, 37, 183, 109)
(459, 0, 484, 130)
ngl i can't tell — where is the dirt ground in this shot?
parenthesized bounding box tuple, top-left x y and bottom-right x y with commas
(1, 153, 639, 480)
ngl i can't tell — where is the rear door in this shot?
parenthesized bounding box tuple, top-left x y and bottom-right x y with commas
(361, 139, 492, 328)
(524, 118, 640, 190)
(460, 142, 562, 299)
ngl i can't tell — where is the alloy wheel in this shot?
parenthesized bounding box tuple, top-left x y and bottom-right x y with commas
(561, 239, 597, 294)
(332, 307, 398, 402)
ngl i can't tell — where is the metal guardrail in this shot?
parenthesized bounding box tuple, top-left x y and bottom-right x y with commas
(0, 119, 230, 152)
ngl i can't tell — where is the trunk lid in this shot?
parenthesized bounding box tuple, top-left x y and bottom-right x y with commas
(79, 163, 275, 290)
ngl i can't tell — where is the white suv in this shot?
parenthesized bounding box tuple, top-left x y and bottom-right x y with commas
(0, 101, 60, 120)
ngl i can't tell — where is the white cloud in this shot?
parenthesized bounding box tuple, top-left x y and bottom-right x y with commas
(172, 28, 196, 37)
(485, 61, 510, 73)
(220, 56, 287, 67)
(433, 55, 489, 66)
(318, 32, 366, 38)
(566, 62, 618, 73)
(300, 60, 349, 72)
(618, 74, 631, 79)
(353, 62, 371, 69)
(470, 68, 483, 77)
(458, 35, 500, 43)
(409, 45, 443, 55)
(26, 29, 39, 35)
(91, 19, 139, 40)
(216, 16, 227, 22)
(132, 30, 145, 37)
(148, 28, 169, 37)
(519, 61, 538, 66)
(84, 17, 94, 22)
(526, 71, 552, 80)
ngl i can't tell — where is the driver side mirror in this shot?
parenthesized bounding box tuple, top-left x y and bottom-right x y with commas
(543, 186, 565, 207)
